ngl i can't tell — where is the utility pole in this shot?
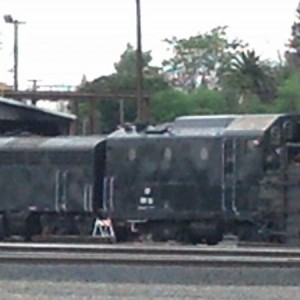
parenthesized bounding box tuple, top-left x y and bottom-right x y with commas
(4, 15, 26, 91)
(136, 0, 148, 124)
(119, 99, 125, 126)
(13, 21, 19, 91)
(28, 79, 40, 105)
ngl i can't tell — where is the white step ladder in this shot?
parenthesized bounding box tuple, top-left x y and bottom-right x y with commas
(92, 218, 116, 241)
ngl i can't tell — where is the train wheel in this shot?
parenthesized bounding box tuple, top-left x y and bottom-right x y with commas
(187, 221, 223, 245)
(237, 223, 258, 242)
(152, 223, 181, 242)
(206, 227, 224, 246)
(24, 212, 42, 242)
(114, 225, 134, 242)
(206, 232, 223, 246)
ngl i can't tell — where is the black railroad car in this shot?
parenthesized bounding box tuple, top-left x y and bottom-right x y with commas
(106, 113, 300, 245)
(0, 136, 106, 240)
(106, 125, 226, 244)
(1, 113, 300, 245)
(220, 114, 300, 244)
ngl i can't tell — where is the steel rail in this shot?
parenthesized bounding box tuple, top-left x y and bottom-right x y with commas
(1, 242, 300, 258)
(1, 250, 300, 267)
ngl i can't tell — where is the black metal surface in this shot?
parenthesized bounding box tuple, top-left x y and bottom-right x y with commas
(104, 113, 300, 244)
(0, 136, 106, 213)
(1, 113, 300, 245)
(106, 135, 223, 220)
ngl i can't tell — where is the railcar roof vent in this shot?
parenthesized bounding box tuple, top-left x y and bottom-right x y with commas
(145, 128, 171, 135)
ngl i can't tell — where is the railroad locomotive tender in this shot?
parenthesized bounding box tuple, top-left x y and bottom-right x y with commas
(0, 113, 300, 245)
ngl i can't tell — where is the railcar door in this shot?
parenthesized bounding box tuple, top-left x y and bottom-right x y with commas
(104, 138, 141, 218)
(222, 138, 238, 216)
(102, 176, 115, 212)
(55, 170, 68, 212)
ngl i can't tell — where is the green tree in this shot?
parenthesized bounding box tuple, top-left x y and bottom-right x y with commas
(222, 50, 278, 104)
(189, 88, 226, 115)
(275, 2, 300, 113)
(273, 71, 300, 113)
(79, 44, 168, 133)
(150, 87, 226, 123)
(162, 26, 244, 90)
(285, 1, 300, 70)
(151, 90, 191, 123)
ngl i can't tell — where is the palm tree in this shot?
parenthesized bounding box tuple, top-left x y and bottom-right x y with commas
(224, 50, 277, 103)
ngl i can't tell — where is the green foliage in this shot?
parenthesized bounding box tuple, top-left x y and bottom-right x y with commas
(162, 26, 244, 90)
(150, 89, 191, 123)
(150, 87, 226, 123)
(222, 50, 278, 103)
(285, 3, 300, 70)
(78, 44, 168, 133)
(189, 88, 226, 115)
(76, 17, 300, 131)
(236, 94, 273, 114)
(273, 71, 300, 113)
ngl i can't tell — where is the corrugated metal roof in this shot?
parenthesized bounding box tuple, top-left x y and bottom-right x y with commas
(170, 115, 239, 136)
(0, 97, 76, 120)
(174, 115, 238, 129)
(171, 127, 225, 137)
(224, 114, 282, 136)
(109, 114, 294, 139)
(0, 135, 105, 151)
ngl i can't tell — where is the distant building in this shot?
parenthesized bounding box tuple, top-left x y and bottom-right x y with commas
(0, 97, 76, 136)
(0, 82, 12, 93)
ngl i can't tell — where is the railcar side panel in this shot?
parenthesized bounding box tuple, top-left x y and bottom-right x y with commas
(106, 136, 223, 221)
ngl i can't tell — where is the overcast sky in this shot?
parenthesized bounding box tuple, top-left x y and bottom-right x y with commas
(0, 0, 299, 90)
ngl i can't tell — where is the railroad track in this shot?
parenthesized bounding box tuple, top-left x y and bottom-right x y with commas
(1, 242, 300, 267)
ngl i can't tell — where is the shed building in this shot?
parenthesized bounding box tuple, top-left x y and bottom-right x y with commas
(0, 97, 76, 136)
